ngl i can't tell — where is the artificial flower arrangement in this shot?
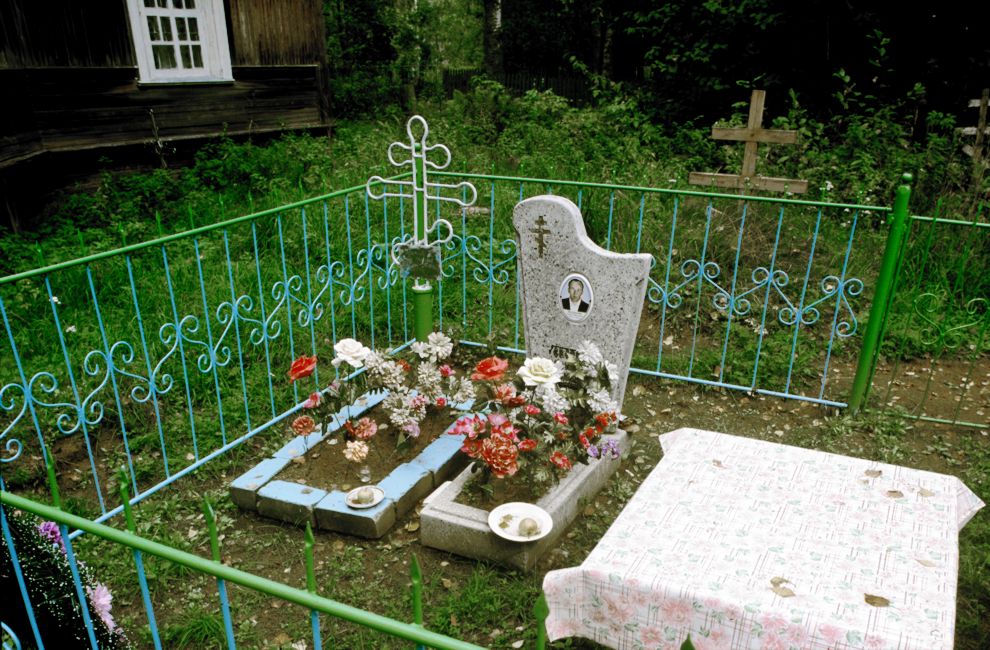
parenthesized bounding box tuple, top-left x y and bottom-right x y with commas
(286, 332, 473, 475)
(0, 513, 130, 648)
(449, 340, 621, 500)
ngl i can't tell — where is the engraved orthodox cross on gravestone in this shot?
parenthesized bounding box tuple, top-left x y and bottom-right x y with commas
(689, 89, 809, 194)
(513, 196, 651, 409)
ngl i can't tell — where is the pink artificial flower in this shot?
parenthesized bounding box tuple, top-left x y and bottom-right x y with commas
(303, 392, 322, 408)
(439, 364, 454, 377)
(402, 421, 421, 438)
(553, 412, 568, 425)
(86, 583, 116, 632)
(524, 404, 541, 416)
(435, 396, 448, 408)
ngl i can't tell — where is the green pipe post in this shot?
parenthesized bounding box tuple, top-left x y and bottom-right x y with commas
(848, 173, 913, 411)
(410, 554, 424, 650)
(411, 140, 435, 341)
(412, 283, 434, 342)
(0, 490, 484, 650)
(534, 593, 549, 650)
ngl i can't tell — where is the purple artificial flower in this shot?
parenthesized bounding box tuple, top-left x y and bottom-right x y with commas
(601, 439, 621, 460)
(586, 444, 601, 459)
(37, 521, 65, 551)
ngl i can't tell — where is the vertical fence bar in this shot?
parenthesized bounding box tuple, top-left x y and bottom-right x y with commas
(305, 523, 322, 649)
(687, 201, 715, 378)
(118, 469, 163, 650)
(193, 239, 228, 446)
(818, 210, 860, 400)
(43, 277, 107, 512)
(251, 223, 277, 420)
(45, 461, 100, 649)
(783, 206, 823, 394)
(409, 554, 424, 650)
(655, 197, 679, 372)
(276, 215, 300, 404)
(849, 174, 913, 411)
(222, 231, 252, 432)
(300, 209, 320, 386)
(718, 202, 748, 383)
(126, 256, 171, 478)
(750, 207, 786, 389)
(0, 478, 45, 649)
(204, 498, 237, 649)
(321, 200, 340, 353)
(533, 594, 549, 650)
(162, 246, 200, 460)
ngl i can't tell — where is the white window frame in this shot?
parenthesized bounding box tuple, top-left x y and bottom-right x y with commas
(126, 0, 233, 84)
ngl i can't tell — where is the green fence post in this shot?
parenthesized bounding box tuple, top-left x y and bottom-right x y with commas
(848, 173, 913, 411)
(410, 554, 425, 650)
(533, 593, 549, 650)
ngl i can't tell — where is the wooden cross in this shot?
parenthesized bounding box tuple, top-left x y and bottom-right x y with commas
(689, 90, 808, 194)
(530, 215, 550, 258)
(961, 88, 989, 178)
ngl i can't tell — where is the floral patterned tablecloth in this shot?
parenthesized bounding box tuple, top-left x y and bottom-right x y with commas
(543, 428, 984, 650)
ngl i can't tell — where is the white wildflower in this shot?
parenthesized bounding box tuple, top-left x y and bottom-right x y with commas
(50, 296, 60, 305)
(65, 325, 77, 333)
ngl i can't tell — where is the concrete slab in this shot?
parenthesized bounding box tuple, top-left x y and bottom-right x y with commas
(377, 463, 433, 515)
(229, 457, 291, 511)
(315, 491, 396, 538)
(420, 430, 628, 570)
(257, 480, 327, 527)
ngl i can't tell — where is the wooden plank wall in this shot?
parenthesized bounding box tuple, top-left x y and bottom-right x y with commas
(0, 0, 134, 68)
(0, 66, 324, 161)
(227, 0, 326, 65)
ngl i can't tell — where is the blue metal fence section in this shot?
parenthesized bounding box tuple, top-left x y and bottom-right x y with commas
(1, 172, 887, 528)
(433, 173, 885, 408)
(0, 181, 423, 524)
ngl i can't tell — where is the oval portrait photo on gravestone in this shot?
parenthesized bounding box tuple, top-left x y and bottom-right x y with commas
(559, 273, 593, 322)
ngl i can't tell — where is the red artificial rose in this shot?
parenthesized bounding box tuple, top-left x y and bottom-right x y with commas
(579, 432, 590, 449)
(553, 412, 568, 425)
(481, 434, 519, 478)
(288, 355, 318, 381)
(518, 438, 538, 452)
(471, 356, 509, 382)
(291, 415, 316, 436)
(397, 359, 412, 373)
(435, 396, 448, 408)
(550, 451, 572, 471)
(524, 404, 541, 416)
(461, 437, 484, 459)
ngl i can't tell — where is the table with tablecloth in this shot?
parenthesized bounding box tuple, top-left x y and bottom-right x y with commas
(542, 428, 984, 650)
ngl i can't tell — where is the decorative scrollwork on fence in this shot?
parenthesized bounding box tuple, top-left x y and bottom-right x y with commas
(440, 234, 517, 287)
(0, 381, 26, 463)
(645, 256, 865, 337)
(914, 293, 989, 351)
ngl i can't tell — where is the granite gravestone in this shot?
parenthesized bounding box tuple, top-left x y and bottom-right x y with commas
(513, 195, 651, 408)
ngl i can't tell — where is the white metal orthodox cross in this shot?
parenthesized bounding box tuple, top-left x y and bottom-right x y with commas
(689, 89, 808, 194)
(366, 115, 477, 270)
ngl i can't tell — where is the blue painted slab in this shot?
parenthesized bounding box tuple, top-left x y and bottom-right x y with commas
(231, 457, 291, 492)
(412, 433, 466, 474)
(378, 462, 433, 513)
(314, 490, 397, 538)
(258, 480, 327, 507)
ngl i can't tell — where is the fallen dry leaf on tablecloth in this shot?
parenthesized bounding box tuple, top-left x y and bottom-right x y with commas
(918, 487, 935, 497)
(916, 558, 937, 567)
(712, 460, 726, 468)
(864, 469, 882, 478)
(771, 585, 796, 598)
(864, 594, 890, 607)
(885, 490, 904, 499)
(770, 577, 791, 588)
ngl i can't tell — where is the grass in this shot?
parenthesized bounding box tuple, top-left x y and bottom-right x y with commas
(1, 87, 988, 647)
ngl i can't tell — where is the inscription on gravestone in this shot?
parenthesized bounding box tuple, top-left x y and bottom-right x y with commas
(513, 196, 651, 409)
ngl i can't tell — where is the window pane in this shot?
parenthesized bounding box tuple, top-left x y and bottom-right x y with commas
(191, 45, 203, 68)
(186, 0, 195, 8)
(173, 0, 184, 7)
(152, 44, 176, 69)
(179, 44, 192, 68)
(144, 0, 155, 7)
(176, 17, 187, 41)
(187, 17, 199, 41)
(160, 16, 173, 41)
(157, 0, 167, 7)
(146, 16, 160, 41)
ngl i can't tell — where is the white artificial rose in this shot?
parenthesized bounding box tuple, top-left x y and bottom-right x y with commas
(517, 357, 563, 386)
(332, 338, 371, 368)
